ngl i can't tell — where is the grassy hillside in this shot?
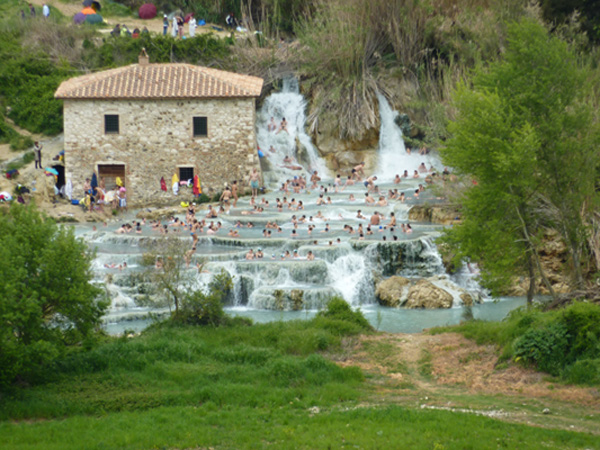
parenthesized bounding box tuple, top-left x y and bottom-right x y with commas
(1, 315, 598, 449)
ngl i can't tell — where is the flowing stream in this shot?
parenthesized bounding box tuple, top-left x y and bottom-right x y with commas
(76, 83, 526, 334)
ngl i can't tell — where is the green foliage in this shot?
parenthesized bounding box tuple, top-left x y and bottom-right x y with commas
(0, 205, 106, 389)
(0, 49, 71, 135)
(437, 302, 600, 384)
(102, 0, 133, 17)
(316, 296, 373, 333)
(1, 317, 367, 420)
(441, 18, 600, 296)
(175, 270, 233, 326)
(513, 323, 570, 375)
(5, 151, 35, 172)
(82, 33, 231, 69)
(0, 115, 33, 150)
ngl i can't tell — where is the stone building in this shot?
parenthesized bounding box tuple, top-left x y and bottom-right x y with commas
(55, 51, 263, 205)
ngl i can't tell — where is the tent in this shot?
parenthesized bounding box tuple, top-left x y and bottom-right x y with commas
(73, 12, 86, 23)
(81, 6, 96, 15)
(91, 1, 101, 12)
(138, 3, 157, 19)
(82, 0, 93, 6)
(85, 13, 103, 24)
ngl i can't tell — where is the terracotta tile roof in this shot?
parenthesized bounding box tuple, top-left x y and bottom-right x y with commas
(55, 64, 263, 100)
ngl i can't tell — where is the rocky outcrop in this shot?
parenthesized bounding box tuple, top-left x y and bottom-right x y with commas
(405, 279, 454, 309)
(375, 276, 411, 307)
(312, 125, 380, 173)
(408, 204, 461, 225)
(460, 293, 473, 306)
(375, 275, 480, 309)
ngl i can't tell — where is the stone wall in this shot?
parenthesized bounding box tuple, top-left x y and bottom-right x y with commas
(63, 98, 260, 205)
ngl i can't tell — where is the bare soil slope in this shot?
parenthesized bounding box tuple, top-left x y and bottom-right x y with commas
(339, 332, 600, 435)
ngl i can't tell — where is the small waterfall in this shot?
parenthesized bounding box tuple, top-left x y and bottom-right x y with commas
(327, 251, 374, 306)
(376, 94, 439, 181)
(257, 78, 329, 185)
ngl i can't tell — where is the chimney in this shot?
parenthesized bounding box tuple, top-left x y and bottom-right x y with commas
(138, 48, 149, 66)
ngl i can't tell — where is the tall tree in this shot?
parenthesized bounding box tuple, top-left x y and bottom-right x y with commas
(441, 18, 600, 299)
(0, 205, 106, 388)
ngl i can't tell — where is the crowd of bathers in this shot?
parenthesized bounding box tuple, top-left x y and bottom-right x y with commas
(105, 162, 451, 267)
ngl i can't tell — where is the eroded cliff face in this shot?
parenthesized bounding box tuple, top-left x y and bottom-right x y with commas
(312, 125, 380, 173)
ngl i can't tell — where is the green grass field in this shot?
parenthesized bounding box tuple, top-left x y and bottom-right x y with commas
(1, 315, 599, 449)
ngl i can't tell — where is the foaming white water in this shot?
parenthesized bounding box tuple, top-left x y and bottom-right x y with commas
(257, 78, 329, 185)
(376, 94, 439, 181)
(327, 251, 374, 305)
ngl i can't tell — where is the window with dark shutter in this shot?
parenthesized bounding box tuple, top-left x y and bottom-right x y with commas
(193, 116, 207, 137)
(179, 167, 194, 182)
(105, 115, 120, 134)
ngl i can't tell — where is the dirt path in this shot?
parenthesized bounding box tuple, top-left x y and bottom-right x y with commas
(32, 0, 231, 38)
(339, 332, 600, 435)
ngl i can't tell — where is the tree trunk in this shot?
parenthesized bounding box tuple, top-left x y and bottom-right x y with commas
(527, 252, 535, 305)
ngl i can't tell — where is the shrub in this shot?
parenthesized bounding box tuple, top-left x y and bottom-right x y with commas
(316, 297, 373, 333)
(0, 205, 106, 389)
(562, 358, 600, 385)
(175, 270, 232, 326)
(176, 290, 226, 326)
(446, 302, 600, 384)
(513, 322, 570, 376)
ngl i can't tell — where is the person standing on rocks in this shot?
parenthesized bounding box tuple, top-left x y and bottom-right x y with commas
(34, 141, 42, 169)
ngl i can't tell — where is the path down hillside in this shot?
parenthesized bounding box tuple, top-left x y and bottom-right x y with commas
(339, 332, 600, 435)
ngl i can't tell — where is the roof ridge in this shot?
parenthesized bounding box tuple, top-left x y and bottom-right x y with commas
(55, 63, 263, 100)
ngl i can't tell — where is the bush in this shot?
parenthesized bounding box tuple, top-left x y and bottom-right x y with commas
(444, 302, 600, 384)
(176, 290, 226, 326)
(513, 323, 570, 376)
(0, 205, 106, 389)
(0, 53, 71, 135)
(316, 297, 373, 333)
(563, 358, 600, 385)
(0, 115, 33, 150)
(5, 151, 35, 172)
(174, 270, 233, 326)
(82, 33, 230, 69)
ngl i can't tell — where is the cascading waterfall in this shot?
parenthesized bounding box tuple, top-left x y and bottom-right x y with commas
(81, 79, 504, 334)
(327, 250, 374, 305)
(256, 78, 329, 185)
(376, 93, 439, 181)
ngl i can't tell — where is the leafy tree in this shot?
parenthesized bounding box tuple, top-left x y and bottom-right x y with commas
(441, 18, 600, 300)
(0, 205, 106, 388)
(141, 235, 201, 313)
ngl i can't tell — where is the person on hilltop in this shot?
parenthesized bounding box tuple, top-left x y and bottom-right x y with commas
(177, 16, 184, 38)
(111, 24, 121, 37)
(226, 12, 237, 29)
(189, 16, 197, 37)
(29, 3, 35, 17)
(42, 3, 50, 18)
(33, 141, 43, 169)
(163, 14, 169, 35)
(172, 16, 178, 37)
